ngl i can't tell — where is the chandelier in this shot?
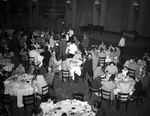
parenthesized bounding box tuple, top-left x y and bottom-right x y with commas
(133, 0, 140, 21)
(66, 0, 71, 10)
(94, 0, 101, 12)
(32, 0, 37, 8)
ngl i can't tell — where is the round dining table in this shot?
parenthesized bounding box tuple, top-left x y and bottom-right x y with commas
(40, 99, 95, 116)
(4, 74, 34, 108)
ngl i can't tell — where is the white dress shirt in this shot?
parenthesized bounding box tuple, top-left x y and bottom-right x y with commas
(67, 43, 78, 55)
(118, 37, 125, 47)
(29, 50, 40, 63)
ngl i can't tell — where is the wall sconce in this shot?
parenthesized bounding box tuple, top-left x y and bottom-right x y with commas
(94, 0, 101, 12)
(66, 0, 71, 10)
(32, 0, 37, 9)
(133, 0, 140, 21)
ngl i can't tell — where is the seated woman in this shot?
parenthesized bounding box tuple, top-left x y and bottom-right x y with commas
(49, 50, 61, 74)
(28, 64, 35, 75)
(101, 74, 117, 101)
(32, 75, 47, 95)
(14, 63, 25, 75)
(45, 66, 55, 85)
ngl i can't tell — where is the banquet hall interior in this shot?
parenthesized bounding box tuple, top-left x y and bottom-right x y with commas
(0, 0, 150, 116)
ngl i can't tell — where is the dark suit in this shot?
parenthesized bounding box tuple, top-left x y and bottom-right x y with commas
(81, 36, 89, 50)
(59, 39, 67, 60)
(41, 51, 51, 67)
(0, 72, 5, 90)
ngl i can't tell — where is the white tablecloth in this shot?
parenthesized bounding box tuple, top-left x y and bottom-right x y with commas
(4, 74, 34, 108)
(58, 59, 82, 80)
(40, 99, 95, 116)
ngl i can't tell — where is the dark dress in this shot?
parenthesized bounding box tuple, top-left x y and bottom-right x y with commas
(41, 51, 51, 67)
(82, 58, 93, 77)
(132, 81, 142, 97)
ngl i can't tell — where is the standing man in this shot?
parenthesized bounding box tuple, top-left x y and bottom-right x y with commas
(80, 32, 89, 56)
(81, 32, 89, 50)
(59, 35, 67, 60)
(118, 36, 125, 55)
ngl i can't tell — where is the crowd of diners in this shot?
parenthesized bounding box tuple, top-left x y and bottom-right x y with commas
(0, 27, 150, 115)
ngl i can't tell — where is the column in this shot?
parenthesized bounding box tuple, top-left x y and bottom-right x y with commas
(66, 1, 72, 27)
(71, 0, 77, 28)
(6, 0, 11, 27)
(99, 0, 106, 26)
(93, 0, 99, 25)
(28, 0, 33, 29)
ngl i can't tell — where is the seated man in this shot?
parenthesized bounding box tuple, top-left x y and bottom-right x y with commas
(92, 76, 102, 89)
(93, 66, 105, 80)
(61, 60, 70, 71)
(32, 75, 47, 94)
(66, 40, 78, 58)
(141, 71, 150, 90)
(101, 74, 117, 101)
(29, 47, 40, 63)
(14, 63, 25, 75)
(81, 53, 93, 77)
(131, 76, 142, 97)
(105, 62, 118, 75)
(119, 80, 133, 94)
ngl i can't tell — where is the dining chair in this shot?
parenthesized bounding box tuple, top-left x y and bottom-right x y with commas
(20, 54, 28, 69)
(36, 84, 49, 101)
(23, 94, 35, 114)
(29, 57, 35, 65)
(72, 92, 84, 101)
(100, 89, 111, 108)
(0, 106, 10, 116)
(87, 79, 101, 99)
(116, 92, 130, 111)
(49, 78, 55, 93)
(128, 68, 135, 79)
(61, 70, 71, 85)
(0, 93, 17, 112)
(98, 57, 106, 69)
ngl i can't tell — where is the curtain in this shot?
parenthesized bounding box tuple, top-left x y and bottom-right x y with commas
(75, 0, 93, 27)
(105, 0, 130, 32)
(136, 0, 150, 36)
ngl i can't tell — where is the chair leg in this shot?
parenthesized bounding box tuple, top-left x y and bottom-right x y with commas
(24, 106, 26, 114)
(62, 77, 64, 84)
(136, 99, 139, 109)
(116, 101, 120, 110)
(90, 92, 92, 99)
(125, 102, 128, 111)
(109, 100, 111, 108)
(101, 98, 103, 106)
(82, 76, 84, 83)
(140, 98, 143, 105)
(9, 103, 13, 112)
(67, 78, 70, 85)
(52, 85, 55, 93)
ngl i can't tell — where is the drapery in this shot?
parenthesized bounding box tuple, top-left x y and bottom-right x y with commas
(75, 0, 93, 27)
(105, 0, 130, 32)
